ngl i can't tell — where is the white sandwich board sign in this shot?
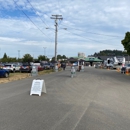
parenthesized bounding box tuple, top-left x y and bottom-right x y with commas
(30, 79, 46, 96)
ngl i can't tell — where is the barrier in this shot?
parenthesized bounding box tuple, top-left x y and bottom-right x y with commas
(81, 65, 84, 72)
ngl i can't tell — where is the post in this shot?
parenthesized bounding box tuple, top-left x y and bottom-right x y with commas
(43, 47, 46, 58)
(18, 50, 20, 59)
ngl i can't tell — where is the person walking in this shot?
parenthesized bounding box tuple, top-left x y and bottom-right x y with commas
(63, 63, 66, 70)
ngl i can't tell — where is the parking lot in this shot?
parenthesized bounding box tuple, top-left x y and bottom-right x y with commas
(0, 66, 130, 130)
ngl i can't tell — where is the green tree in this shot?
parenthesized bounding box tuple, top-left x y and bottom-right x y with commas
(121, 32, 130, 55)
(22, 54, 33, 62)
(7, 57, 17, 62)
(62, 55, 67, 59)
(52, 54, 67, 62)
(3, 53, 7, 59)
(1, 53, 8, 62)
(57, 55, 62, 60)
(94, 49, 125, 56)
(38, 55, 46, 61)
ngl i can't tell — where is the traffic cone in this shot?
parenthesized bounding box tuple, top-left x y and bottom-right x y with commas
(128, 69, 130, 75)
(125, 69, 130, 75)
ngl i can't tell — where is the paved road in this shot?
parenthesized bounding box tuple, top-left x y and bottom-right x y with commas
(0, 66, 130, 130)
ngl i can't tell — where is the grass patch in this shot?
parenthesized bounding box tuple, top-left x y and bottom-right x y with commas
(39, 69, 54, 75)
(0, 69, 62, 84)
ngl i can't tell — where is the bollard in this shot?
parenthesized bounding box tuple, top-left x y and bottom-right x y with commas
(55, 65, 58, 72)
(31, 65, 38, 76)
(71, 67, 76, 78)
(81, 65, 84, 72)
(71, 72, 74, 78)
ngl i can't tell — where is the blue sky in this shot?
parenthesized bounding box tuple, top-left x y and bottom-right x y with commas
(0, 0, 130, 59)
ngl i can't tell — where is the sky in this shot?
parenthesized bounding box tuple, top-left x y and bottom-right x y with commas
(0, 0, 130, 59)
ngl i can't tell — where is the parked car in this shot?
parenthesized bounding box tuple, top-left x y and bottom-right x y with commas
(0, 68, 10, 78)
(50, 63, 55, 69)
(20, 63, 32, 73)
(43, 63, 51, 69)
(0, 63, 4, 68)
(3, 63, 16, 73)
(121, 64, 130, 73)
(15, 64, 22, 72)
(73, 62, 78, 66)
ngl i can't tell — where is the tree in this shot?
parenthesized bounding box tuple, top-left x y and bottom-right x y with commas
(22, 54, 33, 62)
(121, 32, 130, 55)
(7, 57, 17, 62)
(3, 53, 7, 59)
(38, 55, 46, 61)
(62, 55, 67, 59)
(1, 53, 8, 62)
(51, 54, 67, 62)
(57, 55, 62, 60)
(94, 49, 125, 56)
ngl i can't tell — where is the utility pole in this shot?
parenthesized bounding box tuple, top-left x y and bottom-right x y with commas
(51, 15, 63, 64)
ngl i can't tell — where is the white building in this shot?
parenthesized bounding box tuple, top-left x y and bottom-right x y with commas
(78, 52, 86, 58)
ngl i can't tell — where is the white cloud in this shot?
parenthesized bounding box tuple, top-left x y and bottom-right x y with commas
(0, 0, 129, 58)
(0, 36, 23, 42)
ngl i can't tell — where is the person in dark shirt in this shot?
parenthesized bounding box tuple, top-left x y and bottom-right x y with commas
(63, 63, 66, 70)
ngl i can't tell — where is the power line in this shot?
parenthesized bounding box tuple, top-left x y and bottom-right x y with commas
(12, 0, 52, 41)
(61, 23, 122, 38)
(21, 11, 46, 35)
(65, 29, 119, 46)
(26, 0, 49, 28)
(56, 0, 63, 27)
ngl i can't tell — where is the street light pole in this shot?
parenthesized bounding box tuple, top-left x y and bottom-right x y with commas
(18, 50, 20, 59)
(43, 47, 46, 58)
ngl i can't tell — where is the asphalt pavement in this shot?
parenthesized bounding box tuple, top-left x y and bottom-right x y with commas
(0, 66, 130, 130)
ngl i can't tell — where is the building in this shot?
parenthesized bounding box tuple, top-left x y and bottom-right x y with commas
(78, 52, 86, 58)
